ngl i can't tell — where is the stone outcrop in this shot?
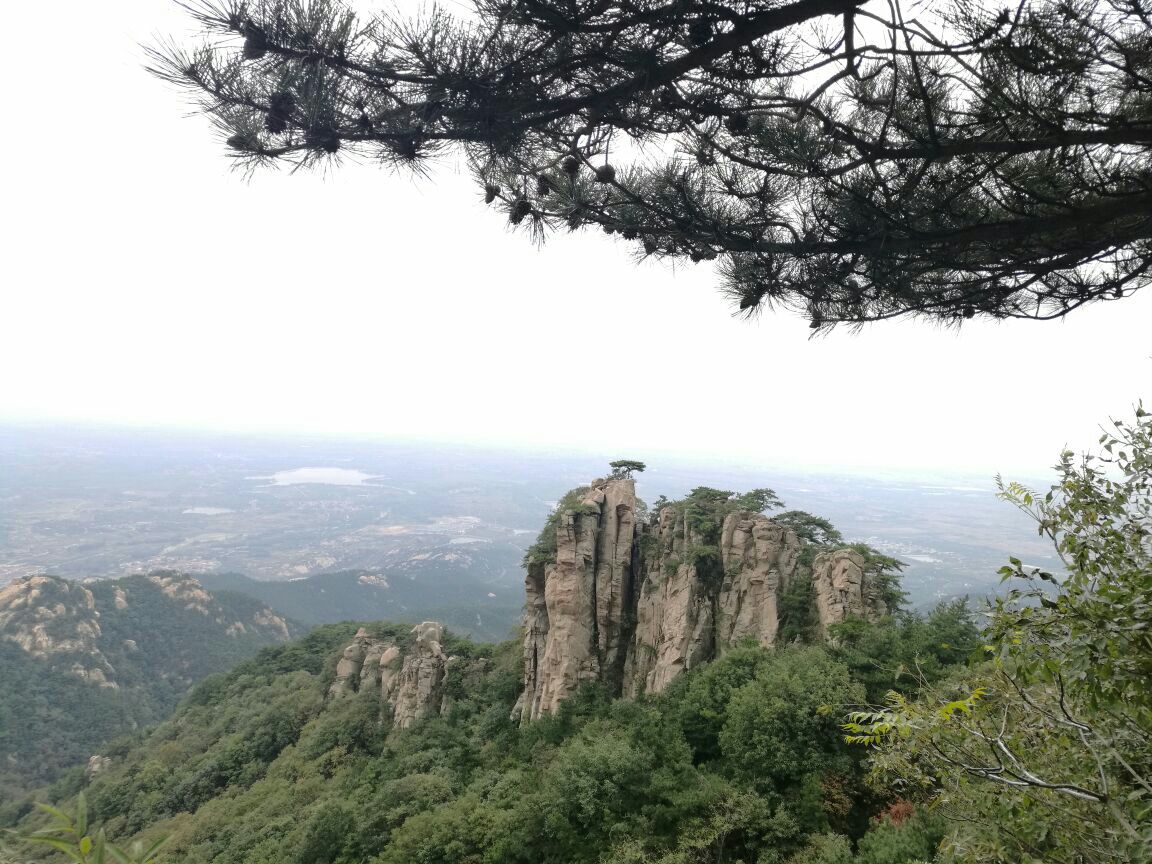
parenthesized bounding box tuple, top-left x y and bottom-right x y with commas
(0, 576, 116, 685)
(622, 504, 717, 699)
(391, 621, 449, 729)
(515, 477, 807, 720)
(328, 621, 451, 729)
(86, 754, 113, 778)
(515, 479, 640, 720)
(0, 572, 293, 689)
(515, 476, 888, 720)
(811, 549, 887, 633)
(717, 514, 803, 646)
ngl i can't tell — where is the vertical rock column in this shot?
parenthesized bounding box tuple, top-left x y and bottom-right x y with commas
(811, 548, 887, 633)
(391, 621, 448, 729)
(327, 623, 448, 729)
(515, 477, 639, 720)
(515, 561, 549, 720)
(593, 479, 638, 690)
(328, 628, 372, 697)
(716, 514, 802, 648)
(623, 507, 716, 698)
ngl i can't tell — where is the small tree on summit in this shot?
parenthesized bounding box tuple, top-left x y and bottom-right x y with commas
(609, 459, 646, 479)
(153, 0, 1152, 328)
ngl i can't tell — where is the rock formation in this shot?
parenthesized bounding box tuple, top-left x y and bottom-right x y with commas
(515, 476, 888, 720)
(328, 621, 452, 729)
(811, 549, 887, 634)
(86, 754, 113, 778)
(0, 572, 293, 689)
(622, 504, 720, 700)
(391, 621, 449, 729)
(0, 576, 116, 685)
(515, 479, 640, 720)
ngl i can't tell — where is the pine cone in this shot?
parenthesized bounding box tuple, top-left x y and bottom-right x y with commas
(509, 199, 532, 224)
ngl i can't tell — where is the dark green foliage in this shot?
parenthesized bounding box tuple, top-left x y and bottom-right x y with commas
(157, 0, 1152, 326)
(18, 611, 977, 864)
(685, 545, 723, 592)
(777, 576, 819, 645)
(0, 574, 294, 807)
(522, 486, 591, 567)
(775, 512, 844, 547)
(853, 810, 945, 864)
(827, 601, 981, 703)
(0, 642, 133, 812)
(719, 647, 863, 790)
(732, 488, 784, 513)
(844, 545, 908, 612)
(661, 486, 784, 549)
(665, 644, 778, 763)
(295, 802, 354, 864)
(609, 460, 646, 477)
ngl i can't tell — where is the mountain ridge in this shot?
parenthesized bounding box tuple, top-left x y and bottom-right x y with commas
(0, 571, 297, 801)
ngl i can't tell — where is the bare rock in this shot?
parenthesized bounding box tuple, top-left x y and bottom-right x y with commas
(513, 560, 550, 721)
(811, 548, 885, 633)
(623, 506, 715, 697)
(716, 513, 802, 648)
(516, 477, 639, 720)
(327, 623, 449, 728)
(623, 509, 801, 698)
(86, 755, 113, 778)
(390, 621, 448, 729)
(328, 630, 374, 698)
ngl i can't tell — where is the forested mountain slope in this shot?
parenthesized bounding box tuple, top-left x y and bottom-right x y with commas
(0, 572, 295, 801)
(11, 448, 1144, 864)
(4, 596, 977, 863)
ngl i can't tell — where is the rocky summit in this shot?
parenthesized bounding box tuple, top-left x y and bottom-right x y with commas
(514, 476, 887, 720)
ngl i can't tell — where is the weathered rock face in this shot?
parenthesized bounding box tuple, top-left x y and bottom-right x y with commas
(811, 549, 887, 633)
(0, 572, 294, 690)
(717, 514, 803, 646)
(0, 576, 103, 656)
(328, 621, 450, 729)
(514, 478, 642, 720)
(86, 754, 113, 779)
(516, 477, 812, 719)
(622, 507, 804, 699)
(623, 505, 716, 699)
(0, 576, 116, 686)
(391, 621, 448, 729)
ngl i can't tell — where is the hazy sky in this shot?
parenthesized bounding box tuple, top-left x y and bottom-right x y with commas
(2, 0, 1148, 478)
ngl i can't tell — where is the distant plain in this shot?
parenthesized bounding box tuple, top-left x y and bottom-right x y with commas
(0, 425, 1057, 639)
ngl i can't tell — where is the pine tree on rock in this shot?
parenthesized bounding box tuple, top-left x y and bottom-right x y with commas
(153, 0, 1152, 328)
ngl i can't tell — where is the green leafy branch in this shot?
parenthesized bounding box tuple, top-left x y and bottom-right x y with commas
(2, 794, 166, 864)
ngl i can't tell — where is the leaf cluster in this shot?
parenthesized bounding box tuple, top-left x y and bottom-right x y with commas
(152, 0, 1152, 327)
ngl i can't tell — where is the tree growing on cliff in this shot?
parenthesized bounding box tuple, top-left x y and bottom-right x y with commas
(609, 459, 646, 479)
(152, 0, 1152, 328)
(775, 511, 844, 547)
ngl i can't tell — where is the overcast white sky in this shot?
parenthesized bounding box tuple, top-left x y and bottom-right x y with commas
(1, 0, 1148, 479)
